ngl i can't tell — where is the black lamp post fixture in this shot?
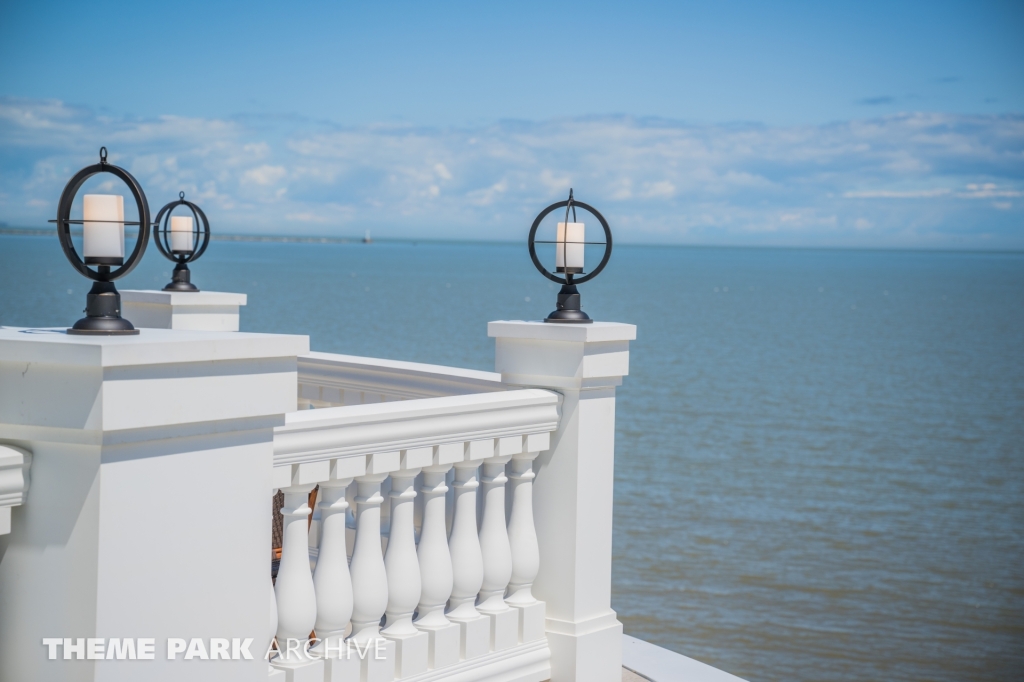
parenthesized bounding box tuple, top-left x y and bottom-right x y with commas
(528, 189, 612, 323)
(52, 147, 150, 335)
(152, 191, 211, 291)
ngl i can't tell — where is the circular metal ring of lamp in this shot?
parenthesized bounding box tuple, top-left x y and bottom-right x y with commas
(53, 147, 151, 335)
(527, 189, 613, 323)
(152, 191, 211, 291)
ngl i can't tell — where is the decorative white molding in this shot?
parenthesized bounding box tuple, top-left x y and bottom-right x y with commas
(273, 389, 558, 472)
(298, 351, 504, 406)
(0, 444, 31, 536)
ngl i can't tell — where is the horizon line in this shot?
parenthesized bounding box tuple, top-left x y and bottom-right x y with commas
(3, 225, 1022, 256)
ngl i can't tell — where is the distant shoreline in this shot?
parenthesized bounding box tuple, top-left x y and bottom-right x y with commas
(2, 226, 1020, 254)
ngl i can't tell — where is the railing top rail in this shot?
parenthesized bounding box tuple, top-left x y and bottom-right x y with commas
(274, 389, 559, 469)
(299, 351, 504, 400)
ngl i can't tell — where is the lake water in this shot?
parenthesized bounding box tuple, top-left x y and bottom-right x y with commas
(2, 234, 1022, 681)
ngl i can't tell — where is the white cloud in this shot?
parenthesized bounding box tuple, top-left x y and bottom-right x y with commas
(242, 165, 287, 186)
(843, 189, 951, 198)
(0, 97, 1022, 247)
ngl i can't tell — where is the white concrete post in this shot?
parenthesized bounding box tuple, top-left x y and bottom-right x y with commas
(0, 326, 307, 682)
(121, 290, 247, 331)
(488, 320, 635, 682)
(446, 459, 489, 660)
(414, 462, 460, 669)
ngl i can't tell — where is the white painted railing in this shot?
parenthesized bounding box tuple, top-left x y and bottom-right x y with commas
(297, 352, 504, 409)
(269, 389, 559, 682)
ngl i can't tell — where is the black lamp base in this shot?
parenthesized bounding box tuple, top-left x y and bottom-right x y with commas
(544, 284, 594, 324)
(67, 281, 140, 336)
(162, 262, 200, 292)
(67, 318, 139, 335)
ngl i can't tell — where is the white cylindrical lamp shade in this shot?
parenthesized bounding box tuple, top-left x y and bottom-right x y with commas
(556, 222, 585, 273)
(82, 194, 125, 265)
(170, 215, 194, 253)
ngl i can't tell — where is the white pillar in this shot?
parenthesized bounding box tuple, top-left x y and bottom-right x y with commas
(506, 450, 546, 643)
(414, 463, 461, 669)
(477, 455, 518, 651)
(120, 290, 247, 331)
(382, 469, 429, 678)
(489, 320, 635, 682)
(0, 327, 307, 682)
(447, 459, 489, 660)
(312, 478, 359, 681)
(273, 484, 324, 678)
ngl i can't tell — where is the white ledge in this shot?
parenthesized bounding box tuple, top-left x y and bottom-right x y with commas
(622, 635, 748, 682)
(299, 351, 504, 401)
(274, 389, 559, 466)
(0, 327, 308, 367)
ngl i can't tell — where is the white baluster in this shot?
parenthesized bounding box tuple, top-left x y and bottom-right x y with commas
(273, 484, 318, 669)
(312, 479, 354, 648)
(506, 450, 546, 643)
(383, 470, 421, 635)
(477, 456, 517, 651)
(414, 464, 461, 669)
(312, 478, 359, 679)
(350, 471, 399, 680)
(383, 469, 429, 677)
(447, 460, 489, 659)
(416, 466, 454, 628)
(478, 457, 513, 611)
(349, 473, 389, 643)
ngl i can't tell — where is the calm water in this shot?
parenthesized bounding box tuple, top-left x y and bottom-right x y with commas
(2, 234, 1023, 681)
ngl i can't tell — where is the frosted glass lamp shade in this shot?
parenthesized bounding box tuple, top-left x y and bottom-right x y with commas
(556, 222, 585, 274)
(82, 194, 125, 265)
(170, 215, 194, 253)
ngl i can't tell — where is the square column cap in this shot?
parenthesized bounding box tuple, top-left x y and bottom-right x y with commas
(0, 327, 307, 367)
(488, 321, 635, 390)
(488, 320, 636, 343)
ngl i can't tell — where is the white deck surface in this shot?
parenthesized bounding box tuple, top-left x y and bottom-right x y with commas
(622, 635, 748, 682)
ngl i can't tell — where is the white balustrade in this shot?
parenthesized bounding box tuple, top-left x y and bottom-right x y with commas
(270, 388, 561, 682)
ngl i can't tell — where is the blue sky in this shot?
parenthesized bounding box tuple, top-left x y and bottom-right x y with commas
(1, 0, 1022, 247)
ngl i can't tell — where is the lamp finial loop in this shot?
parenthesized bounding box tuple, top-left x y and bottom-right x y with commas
(179, 191, 185, 200)
(99, 147, 108, 164)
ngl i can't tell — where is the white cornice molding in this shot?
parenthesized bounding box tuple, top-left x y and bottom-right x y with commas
(0, 444, 31, 535)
